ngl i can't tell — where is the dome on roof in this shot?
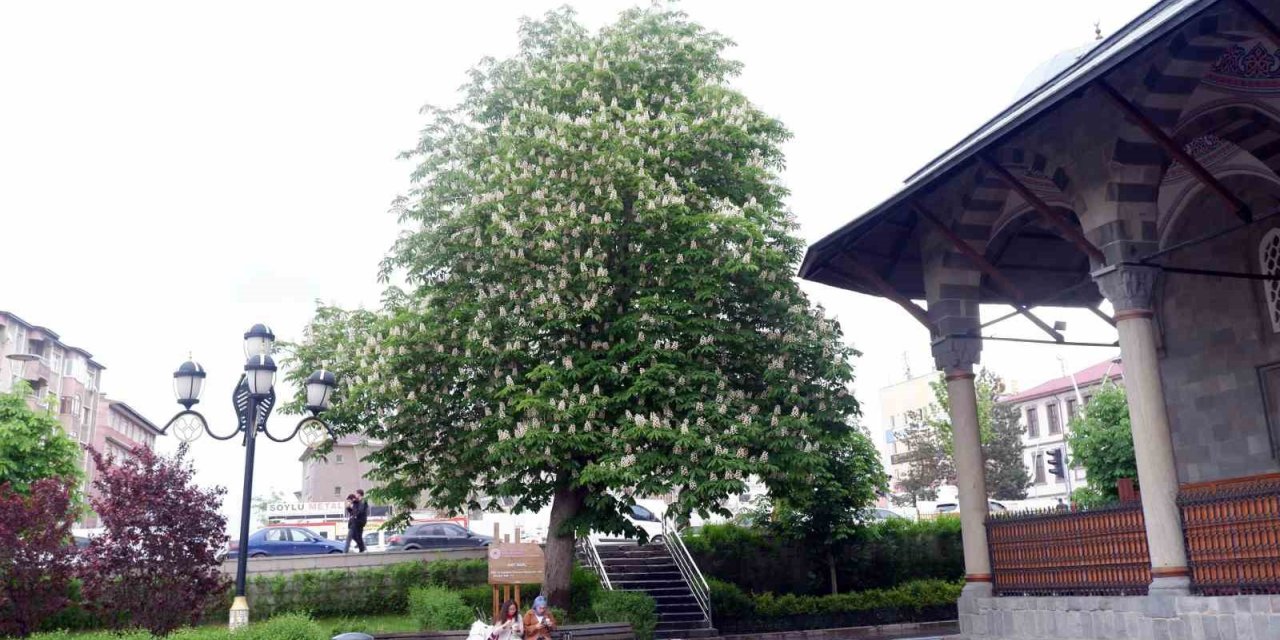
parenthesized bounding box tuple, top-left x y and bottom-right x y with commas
(1012, 41, 1099, 101)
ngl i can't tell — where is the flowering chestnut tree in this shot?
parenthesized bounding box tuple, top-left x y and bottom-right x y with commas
(81, 444, 227, 635)
(285, 6, 879, 607)
(0, 478, 78, 637)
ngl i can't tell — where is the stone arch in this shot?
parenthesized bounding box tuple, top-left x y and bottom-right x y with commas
(1174, 101, 1280, 176)
(952, 147, 1081, 253)
(935, 148, 1095, 304)
(1160, 171, 1280, 249)
(1104, 7, 1267, 253)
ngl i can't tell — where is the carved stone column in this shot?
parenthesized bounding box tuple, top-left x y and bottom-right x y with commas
(932, 336, 992, 597)
(1094, 264, 1189, 595)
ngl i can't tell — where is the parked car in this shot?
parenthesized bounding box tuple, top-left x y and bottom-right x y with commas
(589, 503, 666, 544)
(386, 521, 493, 551)
(935, 500, 1007, 514)
(865, 507, 909, 521)
(223, 526, 345, 559)
(362, 530, 390, 553)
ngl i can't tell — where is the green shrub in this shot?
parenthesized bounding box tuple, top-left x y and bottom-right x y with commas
(409, 587, 476, 631)
(241, 613, 327, 640)
(569, 566, 603, 618)
(590, 591, 657, 640)
(168, 627, 234, 640)
(29, 631, 155, 640)
(685, 521, 962, 595)
(457, 585, 493, 619)
(707, 578, 754, 623)
(713, 579, 962, 633)
(39, 579, 99, 632)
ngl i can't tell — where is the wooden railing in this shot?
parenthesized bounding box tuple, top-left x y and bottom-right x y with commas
(986, 502, 1150, 596)
(1180, 475, 1280, 595)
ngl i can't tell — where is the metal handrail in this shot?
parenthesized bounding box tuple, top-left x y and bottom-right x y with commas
(578, 535, 613, 590)
(662, 517, 710, 622)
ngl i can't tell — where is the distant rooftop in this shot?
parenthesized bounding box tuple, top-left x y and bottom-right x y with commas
(1003, 359, 1123, 404)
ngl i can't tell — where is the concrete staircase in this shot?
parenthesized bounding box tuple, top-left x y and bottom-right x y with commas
(592, 543, 717, 640)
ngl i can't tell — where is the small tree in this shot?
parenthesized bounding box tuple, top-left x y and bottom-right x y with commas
(0, 382, 81, 493)
(1067, 384, 1134, 505)
(251, 489, 290, 527)
(0, 478, 78, 637)
(81, 444, 228, 635)
(893, 369, 1029, 503)
(769, 428, 887, 594)
(891, 409, 952, 507)
(983, 394, 1030, 501)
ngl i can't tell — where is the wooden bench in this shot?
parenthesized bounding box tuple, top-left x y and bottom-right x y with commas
(375, 622, 635, 640)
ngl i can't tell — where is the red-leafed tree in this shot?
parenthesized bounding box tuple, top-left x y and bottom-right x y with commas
(0, 478, 78, 637)
(81, 443, 228, 635)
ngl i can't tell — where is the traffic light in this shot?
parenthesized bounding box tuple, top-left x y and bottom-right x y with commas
(1047, 448, 1065, 478)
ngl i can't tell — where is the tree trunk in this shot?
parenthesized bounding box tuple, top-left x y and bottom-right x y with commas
(826, 549, 839, 595)
(545, 482, 588, 612)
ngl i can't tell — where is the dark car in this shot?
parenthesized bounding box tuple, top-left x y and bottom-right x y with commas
(386, 522, 491, 551)
(223, 526, 345, 559)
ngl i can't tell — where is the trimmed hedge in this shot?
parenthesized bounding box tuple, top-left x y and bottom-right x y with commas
(590, 591, 657, 640)
(684, 520, 962, 595)
(204, 559, 489, 619)
(28, 613, 329, 640)
(707, 578, 962, 634)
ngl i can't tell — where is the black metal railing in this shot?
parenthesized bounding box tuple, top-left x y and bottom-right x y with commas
(986, 502, 1150, 596)
(1180, 476, 1280, 595)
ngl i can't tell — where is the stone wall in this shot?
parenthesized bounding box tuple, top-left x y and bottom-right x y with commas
(219, 547, 486, 577)
(1157, 183, 1280, 484)
(960, 594, 1280, 639)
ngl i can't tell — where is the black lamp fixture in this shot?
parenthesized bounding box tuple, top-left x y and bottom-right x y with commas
(158, 323, 337, 629)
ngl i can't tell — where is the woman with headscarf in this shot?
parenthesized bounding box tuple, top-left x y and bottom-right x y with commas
(523, 596, 556, 640)
(490, 600, 523, 640)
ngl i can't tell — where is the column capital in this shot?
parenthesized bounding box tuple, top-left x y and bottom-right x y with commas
(1094, 264, 1160, 314)
(932, 336, 982, 374)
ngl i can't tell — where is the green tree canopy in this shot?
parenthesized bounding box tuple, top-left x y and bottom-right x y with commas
(1067, 384, 1134, 505)
(0, 382, 81, 494)
(892, 369, 1029, 503)
(284, 6, 879, 607)
(769, 428, 887, 594)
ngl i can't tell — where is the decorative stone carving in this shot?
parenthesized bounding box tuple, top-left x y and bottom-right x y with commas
(933, 336, 982, 373)
(1094, 265, 1160, 313)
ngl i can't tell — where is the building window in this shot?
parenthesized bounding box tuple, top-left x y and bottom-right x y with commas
(1066, 398, 1078, 423)
(1083, 394, 1093, 406)
(1054, 447, 1065, 484)
(333, 486, 342, 496)
(1047, 403, 1062, 436)
(335, 454, 345, 464)
(1026, 407, 1039, 438)
(1033, 452, 1046, 484)
(1261, 228, 1280, 332)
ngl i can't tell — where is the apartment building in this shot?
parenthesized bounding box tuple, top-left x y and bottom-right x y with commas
(875, 371, 943, 493)
(0, 310, 160, 525)
(1003, 358, 1123, 500)
(300, 435, 382, 503)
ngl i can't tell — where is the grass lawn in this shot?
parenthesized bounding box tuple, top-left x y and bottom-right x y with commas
(318, 614, 422, 634)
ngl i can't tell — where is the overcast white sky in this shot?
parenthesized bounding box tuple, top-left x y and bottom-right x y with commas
(0, 0, 1151, 531)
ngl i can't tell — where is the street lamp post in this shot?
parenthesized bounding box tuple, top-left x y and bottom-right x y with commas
(157, 323, 338, 630)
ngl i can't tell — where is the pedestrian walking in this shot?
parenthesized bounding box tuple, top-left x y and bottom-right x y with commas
(344, 493, 367, 553)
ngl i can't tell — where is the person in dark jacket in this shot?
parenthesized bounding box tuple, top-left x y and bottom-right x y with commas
(344, 492, 368, 553)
